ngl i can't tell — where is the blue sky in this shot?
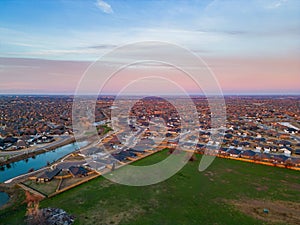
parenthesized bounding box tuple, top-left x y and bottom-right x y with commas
(1, 0, 299, 60)
(0, 0, 299, 94)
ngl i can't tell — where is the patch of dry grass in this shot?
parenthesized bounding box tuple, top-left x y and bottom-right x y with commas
(227, 198, 300, 225)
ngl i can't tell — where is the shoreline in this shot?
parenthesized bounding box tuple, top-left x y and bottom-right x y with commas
(0, 183, 24, 210)
(1, 137, 96, 184)
(0, 136, 75, 167)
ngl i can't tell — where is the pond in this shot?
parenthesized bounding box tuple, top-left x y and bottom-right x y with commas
(0, 192, 9, 207)
(0, 141, 88, 183)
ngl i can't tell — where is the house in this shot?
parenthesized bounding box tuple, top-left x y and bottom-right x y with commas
(232, 140, 239, 146)
(182, 142, 196, 149)
(94, 158, 116, 167)
(86, 161, 106, 171)
(168, 139, 178, 148)
(112, 153, 127, 162)
(222, 139, 228, 144)
(282, 148, 292, 156)
(291, 158, 300, 167)
(258, 153, 273, 162)
(239, 141, 250, 148)
(130, 144, 149, 152)
(255, 146, 262, 152)
(16, 140, 27, 149)
(285, 127, 298, 134)
(256, 137, 266, 142)
(218, 147, 228, 156)
(205, 145, 219, 155)
(119, 150, 137, 158)
(273, 155, 289, 164)
(224, 133, 233, 139)
(3, 136, 18, 144)
(278, 140, 292, 147)
(40, 135, 54, 143)
(226, 149, 241, 157)
(139, 138, 156, 146)
(165, 133, 173, 137)
(69, 166, 88, 177)
(128, 148, 146, 154)
(240, 150, 256, 159)
(36, 168, 61, 183)
(196, 143, 205, 149)
(279, 134, 290, 139)
(0, 139, 4, 150)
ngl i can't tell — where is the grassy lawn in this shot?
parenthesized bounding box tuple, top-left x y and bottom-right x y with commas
(1, 150, 300, 225)
(58, 173, 98, 191)
(23, 179, 60, 196)
(98, 124, 113, 135)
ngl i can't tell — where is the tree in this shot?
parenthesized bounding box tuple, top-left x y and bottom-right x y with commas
(25, 191, 44, 225)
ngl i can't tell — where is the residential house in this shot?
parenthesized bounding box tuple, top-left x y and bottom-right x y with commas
(227, 149, 241, 157)
(69, 166, 88, 177)
(36, 168, 62, 183)
(240, 150, 256, 159)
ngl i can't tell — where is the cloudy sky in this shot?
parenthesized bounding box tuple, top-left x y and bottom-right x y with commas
(0, 0, 299, 94)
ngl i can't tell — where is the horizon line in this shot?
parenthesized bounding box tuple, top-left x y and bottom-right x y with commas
(0, 93, 299, 97)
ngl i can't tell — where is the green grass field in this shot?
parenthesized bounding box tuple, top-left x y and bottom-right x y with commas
(1, 150, 300, 225)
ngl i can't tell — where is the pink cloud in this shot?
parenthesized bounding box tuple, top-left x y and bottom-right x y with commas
(0, 55, 299, 94)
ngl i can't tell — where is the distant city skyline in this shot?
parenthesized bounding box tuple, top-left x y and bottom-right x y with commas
(0, 0, 299, 94)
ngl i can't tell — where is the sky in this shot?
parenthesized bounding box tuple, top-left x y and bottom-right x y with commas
(0, 0, 299, 95)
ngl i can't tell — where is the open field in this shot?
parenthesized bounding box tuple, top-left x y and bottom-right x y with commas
(1, 150, 300, 225)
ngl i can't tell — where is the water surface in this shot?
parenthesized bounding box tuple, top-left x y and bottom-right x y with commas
(0, 192, 9, 207)
(0, 141, 88, 183)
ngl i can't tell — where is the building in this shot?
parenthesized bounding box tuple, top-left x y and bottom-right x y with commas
(240, 150, 257, 159)
(36, 168, 61, 183)
(69, 166, 88, 177)
(227, 149, 241, 158)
